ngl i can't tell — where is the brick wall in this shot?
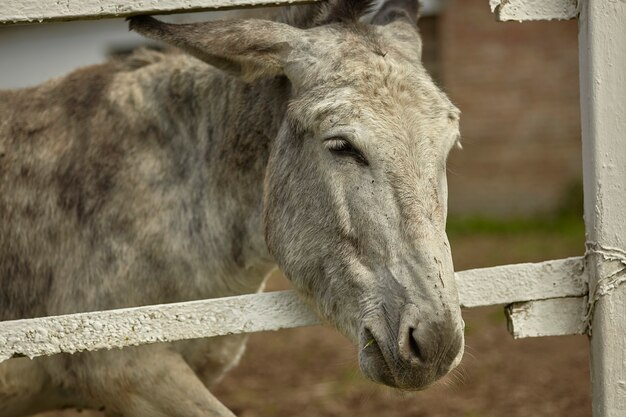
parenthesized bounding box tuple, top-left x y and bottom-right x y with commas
(437, 0, 582, 217)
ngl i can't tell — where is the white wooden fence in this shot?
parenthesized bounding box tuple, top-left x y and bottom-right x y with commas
(1, 0, 624, 416)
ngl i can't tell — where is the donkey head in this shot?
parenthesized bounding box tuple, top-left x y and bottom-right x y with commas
(130, 0, 464, 390)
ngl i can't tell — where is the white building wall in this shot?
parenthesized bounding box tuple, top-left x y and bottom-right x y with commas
(0, 19, 144, 89)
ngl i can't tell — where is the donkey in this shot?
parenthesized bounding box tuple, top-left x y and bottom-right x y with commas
(0, 1, 464, 416)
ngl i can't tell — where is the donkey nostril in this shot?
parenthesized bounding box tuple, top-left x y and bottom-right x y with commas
(408, 327, 424, 362)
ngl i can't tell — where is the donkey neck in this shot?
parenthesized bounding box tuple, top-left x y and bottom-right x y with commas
(165, 56, 290, 293)
(119, 51, 291, 294)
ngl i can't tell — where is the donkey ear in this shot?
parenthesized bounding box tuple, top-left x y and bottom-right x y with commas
(370, 0, 420, 26)
(129, 16, 302, 81)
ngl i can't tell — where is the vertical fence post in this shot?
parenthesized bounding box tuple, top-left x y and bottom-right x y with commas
(578, 1, 626, 416)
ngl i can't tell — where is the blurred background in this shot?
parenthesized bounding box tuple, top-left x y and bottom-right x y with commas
(2, 0, 589, 415)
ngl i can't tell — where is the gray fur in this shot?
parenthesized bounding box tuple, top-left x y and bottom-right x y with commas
(0, 1, 463, 416)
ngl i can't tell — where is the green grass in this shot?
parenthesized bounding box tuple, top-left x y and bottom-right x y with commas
(447, 179, 586, 239)
(447, 214, 584, 239)
(447, 212, 586, 270)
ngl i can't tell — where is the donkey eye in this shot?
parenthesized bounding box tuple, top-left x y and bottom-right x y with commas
(324, 138, 368, 166)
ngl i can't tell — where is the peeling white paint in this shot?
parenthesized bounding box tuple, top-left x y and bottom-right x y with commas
(578, 0, 626, 414)
(0, 291, 319, 363)
(506, 297, 586, 338)
(490, 0, 578, 22)
(0, 258, 588, 363)
(0, 0, 316, 25)
(457, 256, 586, 308)
(0, 0, 454, 25)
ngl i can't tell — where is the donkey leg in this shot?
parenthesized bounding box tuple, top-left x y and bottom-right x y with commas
(62, 347, 236, 417)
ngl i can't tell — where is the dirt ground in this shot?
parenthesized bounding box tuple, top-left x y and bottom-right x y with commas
(39, 225, 591, 417)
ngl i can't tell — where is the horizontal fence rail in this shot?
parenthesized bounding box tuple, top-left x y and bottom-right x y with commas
(506, 297, 586, 338)
(1, 0, 580, 25)
(0, 290, 320, 363)
(489, 0, 579, 21)
(0, 257, 588, 363)
(456, 256, 585, 307)
(0, 0, 315, 24)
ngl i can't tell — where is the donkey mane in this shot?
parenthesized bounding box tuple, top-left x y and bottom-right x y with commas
(276, 0, 378, 28)
(320, 0, 377, 23)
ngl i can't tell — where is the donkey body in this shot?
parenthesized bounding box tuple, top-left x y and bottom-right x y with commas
(0, 49, 279, 416)
(0, 2, 464, 416)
